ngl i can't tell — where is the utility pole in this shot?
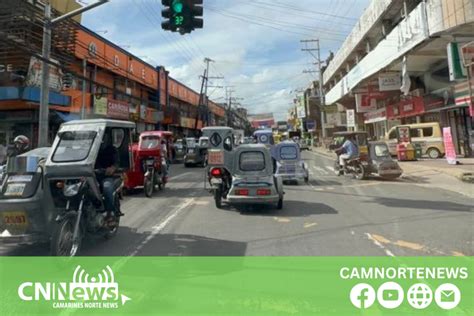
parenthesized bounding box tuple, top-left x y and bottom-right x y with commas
(301, 39, 327, 139)
(38, 0, 109, 147)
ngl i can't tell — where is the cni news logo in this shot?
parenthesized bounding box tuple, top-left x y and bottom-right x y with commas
(17, 265, 131, 309)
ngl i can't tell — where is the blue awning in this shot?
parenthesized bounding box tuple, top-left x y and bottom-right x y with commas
(55, 111, 80, 122)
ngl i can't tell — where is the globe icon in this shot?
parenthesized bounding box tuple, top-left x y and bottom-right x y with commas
(407, 283, 433, 309)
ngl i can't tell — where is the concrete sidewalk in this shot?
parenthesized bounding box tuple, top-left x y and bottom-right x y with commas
(310, 145, 473, 198)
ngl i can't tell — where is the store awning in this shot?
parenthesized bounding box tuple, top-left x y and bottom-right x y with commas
(54, 111, 80, 122)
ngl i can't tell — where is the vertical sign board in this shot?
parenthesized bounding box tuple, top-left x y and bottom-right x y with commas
(397, 126, 411, 143)
(443, 127, 457, 165)
(346, 109, 355, 128)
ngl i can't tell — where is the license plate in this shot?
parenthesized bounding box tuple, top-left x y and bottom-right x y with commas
(2, 211, 28, 227)
(210, 178, 222, 185)
(4, 183, 26, 197)
(208, 151, 224, 165)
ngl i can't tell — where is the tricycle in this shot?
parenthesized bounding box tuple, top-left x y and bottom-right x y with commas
(124, 131, 168, 197)
(253, 129, 274, 148)
(173, 138, 187, 162)
(184, 136, 208, 167)
(204, 126, 284, 210)
(0, 147, 51, 245)
(330, 131, 370, 180)
(366, 141, 403, 179)
(43, 119, 135, 256)
(274, 141, 309, 184)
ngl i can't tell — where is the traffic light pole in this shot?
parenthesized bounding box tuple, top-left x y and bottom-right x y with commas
(38, 0, 109, 147)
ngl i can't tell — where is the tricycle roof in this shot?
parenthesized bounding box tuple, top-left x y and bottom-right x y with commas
(253, 129, 273, 135)
(61, 119, 135, 129)
(202, 126, 233, 132)
(140, 131, 163, 138)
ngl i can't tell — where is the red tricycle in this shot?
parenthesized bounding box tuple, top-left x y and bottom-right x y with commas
(124, 131, 169, 197)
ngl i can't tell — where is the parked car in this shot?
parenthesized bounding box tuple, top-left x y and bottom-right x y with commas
(385, 122, 445, 159)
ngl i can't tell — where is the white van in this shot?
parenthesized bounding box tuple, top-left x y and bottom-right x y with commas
(385, 123, 445, 159)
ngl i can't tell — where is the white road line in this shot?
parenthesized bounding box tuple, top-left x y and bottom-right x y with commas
(325, 166, 335, 172)
(169, 172, 193, 181)
(365, 233, 395, 257)
(129, 198, 195, 256)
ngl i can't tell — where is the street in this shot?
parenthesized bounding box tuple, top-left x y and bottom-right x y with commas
(2, 152, 472, 257)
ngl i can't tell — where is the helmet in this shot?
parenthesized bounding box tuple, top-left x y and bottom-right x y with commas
(13, 135, 30, 151)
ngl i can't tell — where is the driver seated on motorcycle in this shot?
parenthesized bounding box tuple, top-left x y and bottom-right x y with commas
(337, 135, 359, 172)
(95, 133, 124, 217)
(6, 135, 30, 158)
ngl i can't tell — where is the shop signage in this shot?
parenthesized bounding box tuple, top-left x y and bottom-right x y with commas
(144, 108, 162, 124)
(306, 120, 316, 131)
(25, 57, 63, 92)
(443, 127, 457, 165)
(0, 64, 14, 72)
(107, 99, 129, 119)
(378, 73, 401, 91)
(397, 126, 411, 143)
(346, 109, 356, 127)
(140, 104, 147, 120)
(447, 42, 467, 81)
(364, 108, 387, 124)
(94, 97, 107, 116)
(355, 94, 377, 113)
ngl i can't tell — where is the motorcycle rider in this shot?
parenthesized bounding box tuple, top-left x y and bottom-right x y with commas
(95, 132, 124, 217)
(337, 135, 359, 173)
(7, 135, 30, 158)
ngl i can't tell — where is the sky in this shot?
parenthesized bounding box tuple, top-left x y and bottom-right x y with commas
(80, 0, 370, 121)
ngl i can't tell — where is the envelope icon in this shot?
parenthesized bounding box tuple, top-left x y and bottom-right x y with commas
(440, 290, 455, 302)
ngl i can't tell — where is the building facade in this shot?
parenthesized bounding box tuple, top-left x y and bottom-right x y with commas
(0, 0, 226, 146)
(321, 0, 474, 157)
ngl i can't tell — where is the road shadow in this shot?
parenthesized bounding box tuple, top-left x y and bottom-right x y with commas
(228, 200, 338, 217)
(369, 197, 473, 213)
(1, 227, 248, 257)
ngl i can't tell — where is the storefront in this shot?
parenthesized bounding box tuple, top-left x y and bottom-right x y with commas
(363, 108, 387, 140)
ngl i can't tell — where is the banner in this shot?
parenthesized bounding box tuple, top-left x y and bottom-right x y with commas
(94, 97, 107, 116)
(443, 127, 457, 165)
(346, 109, 355, 127)
(0, 257, 472, 315)
(25, 56, 63, 92)
(107, 99, 129, 120)
(379, 73, 402, 91)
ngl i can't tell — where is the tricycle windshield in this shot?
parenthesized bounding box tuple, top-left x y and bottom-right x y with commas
(279, 146, 298, 160)
(52, 131, 97, 163)
(374, 144, 390, 157)
(6, 156, 41, 173)
(239, 151, 265, 172)
(140, 136, 160, 149)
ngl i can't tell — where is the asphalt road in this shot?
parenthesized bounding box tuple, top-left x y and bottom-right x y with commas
(1, 151, 473, 256)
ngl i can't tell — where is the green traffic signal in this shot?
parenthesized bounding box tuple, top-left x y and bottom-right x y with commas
(172, 0, 183, 13)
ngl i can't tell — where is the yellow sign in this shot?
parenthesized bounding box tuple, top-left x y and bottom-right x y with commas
(94, 97, 107, 116)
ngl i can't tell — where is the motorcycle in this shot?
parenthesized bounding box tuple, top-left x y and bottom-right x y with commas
(333, 155, 366, 180)
(44, 119, 135, 256)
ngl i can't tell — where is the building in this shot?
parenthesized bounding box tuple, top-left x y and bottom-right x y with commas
(0, 0, 225, 146)
(321, 0, 474, 156)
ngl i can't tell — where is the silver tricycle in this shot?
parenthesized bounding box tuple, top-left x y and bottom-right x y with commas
(274, 141, 309, 184)
(44, 119, 135, 256)
(0, 148, 51, 245)
(203, 127, 284, 210)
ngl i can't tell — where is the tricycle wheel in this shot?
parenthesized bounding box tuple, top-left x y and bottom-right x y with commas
(353, 164, 366, 180)
(104, 215, 120, 239)
(214, 187, 222, 209)
(277, 197, 283, 210)
(50, 213, 81, 257)
(144, 175, 154, 197)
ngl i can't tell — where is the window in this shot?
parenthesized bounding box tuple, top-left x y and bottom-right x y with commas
(410, 129, 421, 138)
(239, 151, 265, 171)
(140, 136, 160, 149)
(223, 136, 233, 151)
(388, 130, 397, 140)
(112, 129, 125, 148)
(280, 146, 298, 160)
(374, 144, 390, 157)
(422, 127, 433, 137)
(52, 131, 96, 162)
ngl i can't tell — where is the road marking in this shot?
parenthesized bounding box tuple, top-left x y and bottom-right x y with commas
(130, 198, 195, 256)
(365, 233, 395, 257)
(194, 200, 210, 206)
(393, 240, 424, 251)
(452, 251, 466, 256)
(273, 217, 291, 223)
(169, 172, 193, 180)
(325, 166, 335, 172)
(304, 222, 317, 229)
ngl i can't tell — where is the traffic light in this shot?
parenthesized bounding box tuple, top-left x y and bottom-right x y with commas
(161, 0, 203, 35)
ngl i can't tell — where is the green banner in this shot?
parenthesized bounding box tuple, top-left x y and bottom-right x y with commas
(0, 257, 472, 315)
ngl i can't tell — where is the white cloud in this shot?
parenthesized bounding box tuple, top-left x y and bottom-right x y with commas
(81, 0, 369, 120)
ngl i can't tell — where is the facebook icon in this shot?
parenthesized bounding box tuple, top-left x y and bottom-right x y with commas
(350, 283, 376, 309)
